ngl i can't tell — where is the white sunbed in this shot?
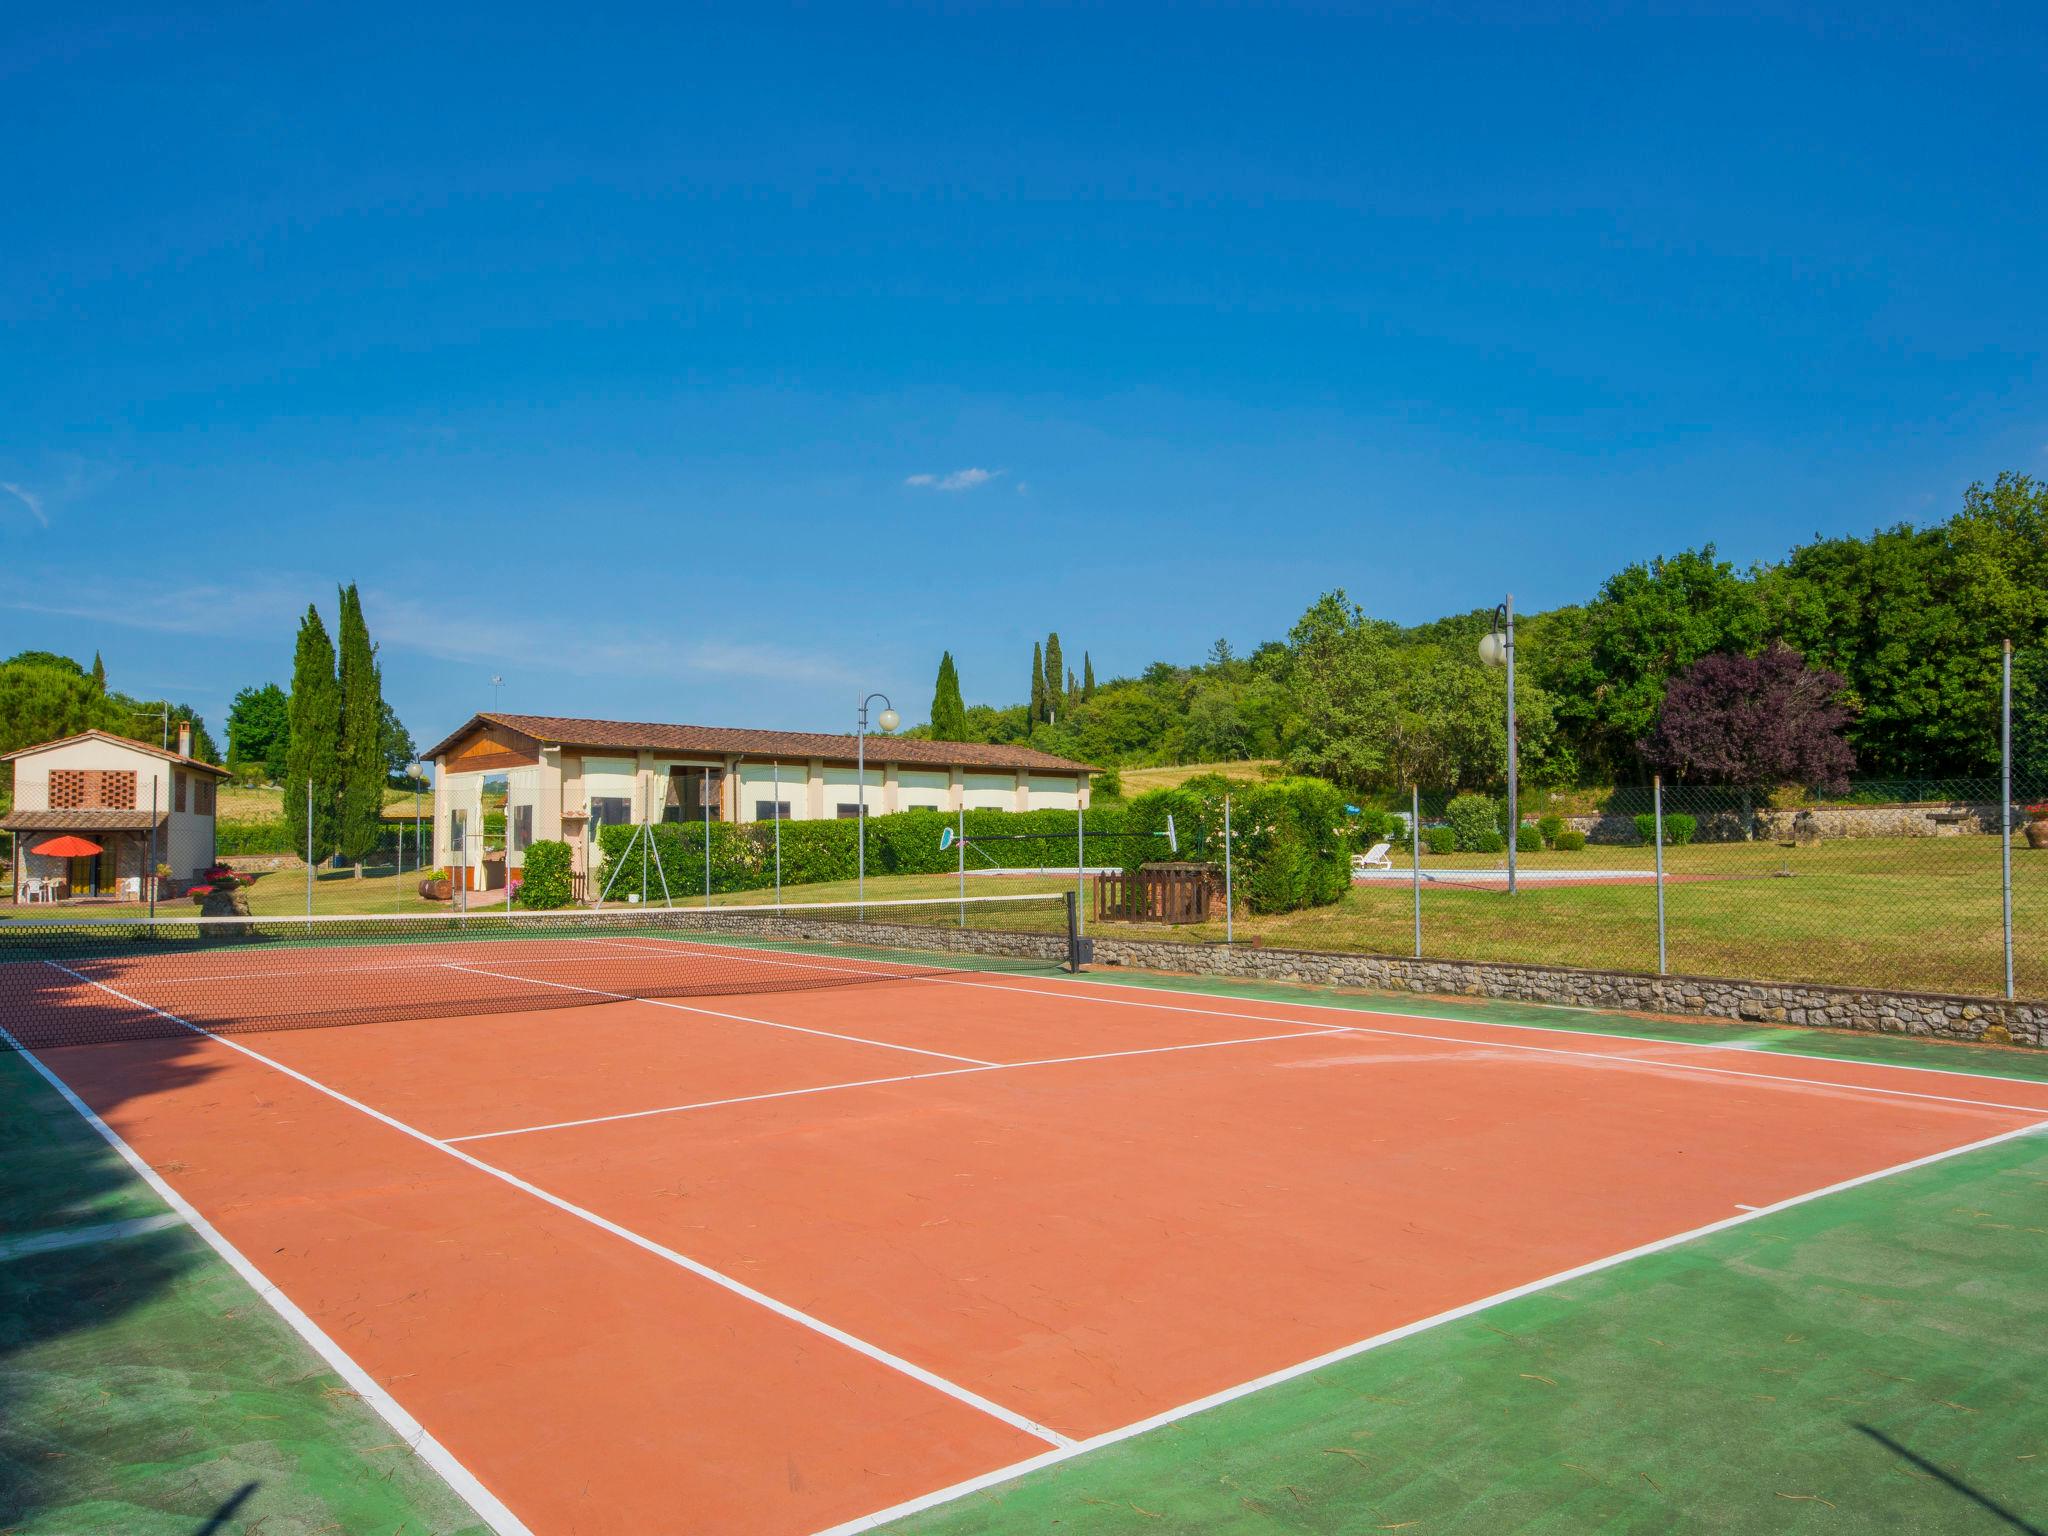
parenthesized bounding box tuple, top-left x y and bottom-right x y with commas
(1351, 842, 1393, 872)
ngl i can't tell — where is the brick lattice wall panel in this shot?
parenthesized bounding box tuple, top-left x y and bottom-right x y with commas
(46, 769, 139, 810)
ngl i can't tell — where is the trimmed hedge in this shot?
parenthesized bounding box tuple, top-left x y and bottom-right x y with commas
(1444, 793, 1501, 852)
(1423, 826, 1457, 855)
(1537, 814, 1565, 847)
(1555, 829, 1587, 851)
(593, 805, 1138, 904)
(1515, 824, 1544, 853)
(1633, 812, 1698, 846)
(517, 840, 575, 909)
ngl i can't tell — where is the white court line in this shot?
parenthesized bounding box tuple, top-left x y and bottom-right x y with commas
(0, 1211, 185, 1263)
(439, 962, 998, 1067)
(41, 962, 1073, 1452)
(447, 1028, 1340, 1144)
(812, 1116, 2048, 1535)
(602, 931, 2048, 1094)
(597, 937, 2048, 1118)
(0, 1014, 532, 1536)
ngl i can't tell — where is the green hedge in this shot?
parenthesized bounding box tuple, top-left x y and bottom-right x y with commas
(517, 840, 575, 909)
(1633, 812, 1698, 846)
(1116, 777, 1348, 915)
(593, 805, 1138, 903)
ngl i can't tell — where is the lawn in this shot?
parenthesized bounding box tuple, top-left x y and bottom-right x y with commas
(0, 1051, 490, 1534)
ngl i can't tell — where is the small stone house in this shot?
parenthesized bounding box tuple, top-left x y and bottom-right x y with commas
(2, 726, 227, 901)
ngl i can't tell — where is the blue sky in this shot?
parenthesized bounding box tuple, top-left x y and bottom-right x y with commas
(4, 3, 2044, 750)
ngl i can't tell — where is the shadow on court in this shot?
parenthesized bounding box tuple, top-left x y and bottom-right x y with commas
(1854, 1423, 2045, 1535)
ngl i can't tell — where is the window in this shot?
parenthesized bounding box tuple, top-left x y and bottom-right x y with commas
(173, 770, 187, 813)
(511, 804, 534, 852)
(450, 809, 469, 855)
(836, 803, 862, 819)
(591, 796, 633, 829)
(755, 800, 791, 822)
(195, 779, 215, 815)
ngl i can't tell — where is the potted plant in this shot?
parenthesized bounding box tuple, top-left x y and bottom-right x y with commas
(2026, 804, 2048, 850)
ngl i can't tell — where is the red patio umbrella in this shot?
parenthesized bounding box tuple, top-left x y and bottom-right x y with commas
(30, 834, 104, 858)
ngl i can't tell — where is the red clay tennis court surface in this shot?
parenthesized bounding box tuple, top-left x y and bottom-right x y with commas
(11, 927, 2048, 1535)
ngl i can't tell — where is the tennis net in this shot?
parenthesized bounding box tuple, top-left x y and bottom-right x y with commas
(0, 891, 1079, 1050)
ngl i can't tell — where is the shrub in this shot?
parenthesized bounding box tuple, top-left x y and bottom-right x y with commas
(1124, 778, 1348, 915)
(516, 840, 574, 909)
(1423, 826, 1457, 855)
(1091, 766, 1122, 798)
(1444, 793, 1501, 852)
(1555, 829, 1587, 851)
(1632, 812, 1698, 846)
(1537, 814, 1565, 847)
(1515, 824, 1543, 853)
(1354, 809, 1397, 848)
(1473, 830, 1506, 854)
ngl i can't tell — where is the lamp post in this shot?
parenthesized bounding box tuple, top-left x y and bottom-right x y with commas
(855, 692, 900, 911)
(1478, 596, 1519, 895)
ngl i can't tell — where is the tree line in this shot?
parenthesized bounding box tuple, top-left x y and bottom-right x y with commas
(0, 649, 222, 800)
(916, 473, 2048, 791)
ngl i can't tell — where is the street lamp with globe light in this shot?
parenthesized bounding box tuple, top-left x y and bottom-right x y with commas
(405, 759, 430, 882)
(1479, 597, 1519, 896)
(856, 693, 899, 909)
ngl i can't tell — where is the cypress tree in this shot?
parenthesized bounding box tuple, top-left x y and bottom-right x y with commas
(1030, 642, 1047, 725)
(284, 604, 341, 865)
(89, 651, 106, 693)
(1043, 633, 1063, 724)
(335, 584, 386, 876)
(930, 652, 967, 740)
(1083, 653, 1096, 700)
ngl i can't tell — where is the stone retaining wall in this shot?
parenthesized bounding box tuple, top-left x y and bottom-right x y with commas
(619, 907, 2043, 1049)
(1083, 936, 2043, 1047)
(1564, 801, 2012, 843)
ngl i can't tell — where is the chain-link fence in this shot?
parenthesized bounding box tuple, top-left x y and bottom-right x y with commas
(1089, 776, 2047, 1001)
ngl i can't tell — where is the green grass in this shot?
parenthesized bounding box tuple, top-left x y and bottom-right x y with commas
(885, 1128, 2048, 1535)
(0, 1052, 486, 1534)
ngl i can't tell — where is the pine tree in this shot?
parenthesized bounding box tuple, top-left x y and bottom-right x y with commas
(1083, 653, 1096, 700)
(335, 584, 386, 876)
(1043, 633, 1063, 724)
(1030, 642, 1047, 725)
(930, 652, 967, 740)
(284, 604, 341, 864)
(89, 651, 106, 693)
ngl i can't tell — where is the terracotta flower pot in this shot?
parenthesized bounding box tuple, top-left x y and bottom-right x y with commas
(2026, 820, 2048, 850)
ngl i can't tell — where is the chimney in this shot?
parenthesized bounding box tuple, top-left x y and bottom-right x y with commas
(176, 720, 193, 758)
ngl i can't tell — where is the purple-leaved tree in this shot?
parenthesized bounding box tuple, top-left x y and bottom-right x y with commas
(1640, 645, 1856, 795)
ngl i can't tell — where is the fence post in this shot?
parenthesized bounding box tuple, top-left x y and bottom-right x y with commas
(1076, 803, 1086, 937)
(773, 760, 783, 910)
(304, 777, 313, 922)
(2003, 639, 2015, 1001)
(1223, 794, 1234, 945)
(1654, 774, 1667, 976)
(148, 778, 159, 919)
(1411, 785, 1421, 959)
(702, 769, 712, 908)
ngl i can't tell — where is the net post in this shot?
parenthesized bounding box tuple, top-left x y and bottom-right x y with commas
(1076, 803, 1085, 938)
(1065, 888, 1081, 973)
(1654, 774, 1667, 976)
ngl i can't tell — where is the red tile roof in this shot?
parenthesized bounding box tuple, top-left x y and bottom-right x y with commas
(0, 729, 231, 776)
(422, 713, 1095, 774)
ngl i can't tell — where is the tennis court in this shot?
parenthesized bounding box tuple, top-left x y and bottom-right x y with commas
(4, 895, 2046, 1534)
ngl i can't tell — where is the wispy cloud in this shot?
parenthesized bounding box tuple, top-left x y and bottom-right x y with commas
(905, 467, 1002, 492)
(0, 574, 307, 636)
(1, 482, 48, 527)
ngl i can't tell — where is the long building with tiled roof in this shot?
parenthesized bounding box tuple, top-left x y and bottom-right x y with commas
(421, 712, 1096, 890)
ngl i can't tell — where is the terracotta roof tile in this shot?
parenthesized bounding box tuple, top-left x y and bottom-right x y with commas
(421, 713, 1095, 774)
(2, 809, 166, 832)
(0, 729, 230, 776)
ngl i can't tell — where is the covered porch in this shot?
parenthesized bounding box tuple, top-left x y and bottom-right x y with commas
(3, 810, 169, 904)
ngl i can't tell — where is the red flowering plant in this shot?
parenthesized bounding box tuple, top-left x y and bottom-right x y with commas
(2027, 803, 2048, 824)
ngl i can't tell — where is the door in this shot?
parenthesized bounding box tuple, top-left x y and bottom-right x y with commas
(70, 853, 100, 895)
